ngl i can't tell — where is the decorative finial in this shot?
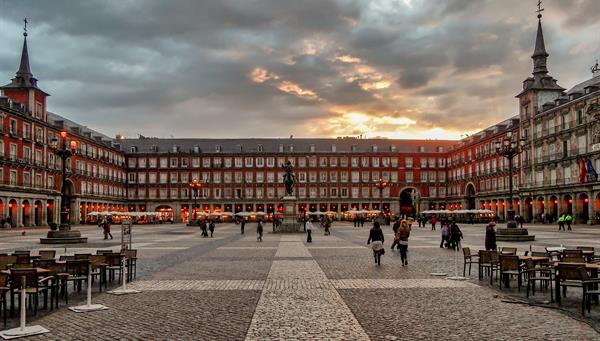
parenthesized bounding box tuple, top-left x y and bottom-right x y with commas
(592, 59, 600, 76)
(23, 18, 28, 37)
(536, 0, 544, 19)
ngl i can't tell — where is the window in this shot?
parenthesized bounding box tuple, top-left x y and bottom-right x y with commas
(224, 158, 232, 168)
(309, 144, 315, 152)
(258, 144, 264, 152)
(9, 119, 17, 135)
(245, 157, 253, 167)
(130, 146, 138, 153)
(256, 158, 264, 167)
(405, 157, 413, 168)
(170, 158, 178, 167)
(9, 170, 17, 186)
(406, 171, 413, 183)
(235, 157, 243, 168)
(267, 157, 275, 167)
(203, 158, 211, 168)
(361, 157, 369, 167)
(149, 158, 157, 168)
(23, 123, 30, 139)
(181, 158, 189, 167)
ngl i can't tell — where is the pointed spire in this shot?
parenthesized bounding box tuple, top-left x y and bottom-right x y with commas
(17, 33, 32, 77)
(531, 6, 548, 75)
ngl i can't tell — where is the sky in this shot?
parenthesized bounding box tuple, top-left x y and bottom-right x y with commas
(1, 0, 599, 140)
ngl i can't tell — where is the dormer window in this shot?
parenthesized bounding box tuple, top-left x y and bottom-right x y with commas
(331, 145, 336, 152)
(258, 144, 264, 152)
(289, 145, 294, 152)
(351, 145, 357, 152)
(130, 146, 138, 153)
(437, 146, 445, 152)
(193, 145, 200, 153)
(309, 144, 315, 152)
(172, 145, 179, 153)
(418, 146, 425, 152)
(150, 145, 158, 152)
(278, 144, 284, 153)
(390, 145, 397, 152)
(372, 145, 378, 152)
(238, 145, 243, 152)
(215, 145, 222, 153)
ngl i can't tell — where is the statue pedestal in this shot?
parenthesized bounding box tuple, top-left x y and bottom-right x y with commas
(276, 196, 303, 233)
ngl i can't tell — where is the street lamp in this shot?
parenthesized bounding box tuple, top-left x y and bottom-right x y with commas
(189, 178, 203, 221)
(50, 131, 78, 230)
(374, 178, 389, 216)
(495, 131, 526, 228)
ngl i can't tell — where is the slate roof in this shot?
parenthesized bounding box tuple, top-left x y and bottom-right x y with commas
(117, 137, 457, 154)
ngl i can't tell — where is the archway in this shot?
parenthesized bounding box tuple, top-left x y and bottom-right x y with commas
(578, 193, 589, 224)
(155, 205, 174, 223)
(22, 200, 31, 227)
(595, 193, 600, 224)
(524, 197, 533, 223)
(536, 196, 545, 222)
(399, 187, 418, 217)
(563, 194, 573, 215)
(465, 183, 476, 210)
(0, 199, 3, 223)
(497, 199, 505, 221)
(46, 200, 55, 225)
(34, 200, 43, 226)
(549, 196, 558, 223)
(8, 200, 17, 227)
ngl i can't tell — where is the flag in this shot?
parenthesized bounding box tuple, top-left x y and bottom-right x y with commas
(579, 158, 587, 183)
(587, 158, 598, 180)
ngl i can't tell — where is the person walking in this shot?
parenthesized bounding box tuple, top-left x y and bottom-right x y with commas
(440, 223, 448, 248)
(449, 221, 463, 251)
(367, 221, 385, 266)
(257, 220, 263, 242)
(565, 213, 573, 230)
(390, 218, 401, 250)
(485, 222, 497, 251)
(397, 220, 411, 266)
(241, 219, 246, 234)
(558, 214, 565, 231)
(103, 218, 113, 240)
(431, 215, 437, 231)
(306, 219, 313, 243)
(209, 220, 215, 238)
(200, 220, 208, 237)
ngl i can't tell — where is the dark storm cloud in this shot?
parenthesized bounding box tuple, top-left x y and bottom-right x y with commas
(0, 0, 599, 138)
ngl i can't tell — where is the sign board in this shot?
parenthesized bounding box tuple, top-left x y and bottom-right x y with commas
(121, 218, 132, 251)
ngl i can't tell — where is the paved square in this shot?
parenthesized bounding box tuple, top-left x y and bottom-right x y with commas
(1, 222, 600, 340)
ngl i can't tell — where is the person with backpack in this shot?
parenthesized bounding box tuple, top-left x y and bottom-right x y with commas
(209, 220, 215, 237)
(397, 220, 411, 266)
(367, 221, 385, 266)
(565, 213, 573, 230)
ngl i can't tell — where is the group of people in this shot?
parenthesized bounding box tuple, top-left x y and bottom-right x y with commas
(439, 219, 463, 250)
(558, 213, 573, 231)
(368, 218, 412, 266)
(199, 220, 216, 237)
(353, 216, 365, 227)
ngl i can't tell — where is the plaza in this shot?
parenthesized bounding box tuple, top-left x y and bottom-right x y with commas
(1, 221, 600, 339)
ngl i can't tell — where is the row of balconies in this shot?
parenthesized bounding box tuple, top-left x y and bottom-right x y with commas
(533, 119, 588, 140)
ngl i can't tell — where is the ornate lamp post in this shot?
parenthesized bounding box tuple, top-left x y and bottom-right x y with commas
(374, 178, 389, 215)
(495, 131, 526, 228)
(41, 131, 87, 243)
(52, 131, 77, 230)
(189, 178, 203, 221)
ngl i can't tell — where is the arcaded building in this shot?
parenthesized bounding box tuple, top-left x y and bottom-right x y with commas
(0, 14, 598, 226)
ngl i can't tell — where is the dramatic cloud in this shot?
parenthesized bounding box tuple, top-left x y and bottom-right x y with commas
(0, 0, 599, 140)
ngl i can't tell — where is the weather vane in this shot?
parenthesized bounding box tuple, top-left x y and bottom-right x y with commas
(592, 59, 599, 75)
(23, 18, 28, 36)
(536, 0, 544, 18)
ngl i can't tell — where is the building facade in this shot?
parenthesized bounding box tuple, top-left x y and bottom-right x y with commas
(1, 13, 599, 227)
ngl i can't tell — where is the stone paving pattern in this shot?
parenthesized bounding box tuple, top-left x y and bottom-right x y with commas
(1, 221, 600, 339)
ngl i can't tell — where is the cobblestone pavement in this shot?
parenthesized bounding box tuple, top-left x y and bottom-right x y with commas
(1, 222, 600, 339)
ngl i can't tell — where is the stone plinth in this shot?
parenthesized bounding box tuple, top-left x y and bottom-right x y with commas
(40, 229, 88, 244)
(496, 228, 535, 242)
(276, 196, 303, 233)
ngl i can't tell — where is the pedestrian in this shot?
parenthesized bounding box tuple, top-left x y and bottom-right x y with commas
(353, 216, 357, 228)
(257, 220, 263, 242)
(241, 219, 246, 234)
(360, 216, 365, 227)
(390, 218, 401, 250)
(565, 213, 573, 231)
(367, 221, 385, 266)
(440, 223, 448, 248)
(209, 220, 215, 237)
(306, 219, 313, 243)
(485, 222, 497, 251)
(397, 220, 411, 266)
(449, 221, 463, 251)
(103, 219, 113, 240)
(558, 214, 565, 231)
(431, 215, 437, 231)
(324, 218, 331, 236)
(518, 215, 524, 228)
(200, 220, 208, 237)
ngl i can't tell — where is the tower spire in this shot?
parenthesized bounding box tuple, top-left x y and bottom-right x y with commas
(532, 1, 548, 75)
(17, 18, 32, 77)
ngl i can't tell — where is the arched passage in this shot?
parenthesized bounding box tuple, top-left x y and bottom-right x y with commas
(155, 205, 174, 223)
(399, 187, 419, 217)
(8, 200, 17, 227)
(524, 197, 533, 223)
(549, 196, 558, 223)
(578, 193, 589, 224)
(465, 183, 476, 210)
(46, 200, 55, 225)
(563, 194, 573, 215)
(22, 200, 31, 226)
(595, 193, 600, 224)
(34, 200, 43, 226)
(536, 196, 545, 222)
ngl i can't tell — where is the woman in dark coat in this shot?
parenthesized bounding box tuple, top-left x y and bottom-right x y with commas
(485, 222, 497, 251)
(367, 221, 385, 266)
